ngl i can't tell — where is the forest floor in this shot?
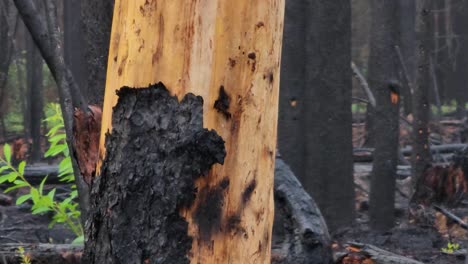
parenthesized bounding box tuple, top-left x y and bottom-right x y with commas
(0, 114, 467, 263)
(338, 114, 468, 264)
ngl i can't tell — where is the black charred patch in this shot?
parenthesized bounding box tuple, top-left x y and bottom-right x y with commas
(227, 214, 241, 232)
(193, 185, 224, 242)
(214, 85, 231, 119)
(242, 179, 257, 204)
(268, 72, 274, 83)
(220, 177, 230, 190)
(226, 213, 247, 237)
(83, 82, 226, 264)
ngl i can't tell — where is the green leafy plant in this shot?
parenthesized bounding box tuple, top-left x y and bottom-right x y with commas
(17, 246, 31, 264)
(441, 242, 460, 253)
(0, 103, 83, 243)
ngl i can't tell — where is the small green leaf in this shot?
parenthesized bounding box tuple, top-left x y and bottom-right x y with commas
(16, 194, 31, 205)
(0, 174, 11, 184)
(6, 172, 18, 182)
(45, 144, 67, 157)
(47, 188, 56, 201)
(71, 235, 84, 245)
(30, 188, 40, 203)
(18, 161, 26, 175)
(32, 206, 51, 214)
(46, 124, 63, 137)
(4, 184, 26, 193)
(3, 144, 11, 163)
(13, 180, 28, 187)
(49, 134, 66, 143)
(0, 165, 10, 173)
(39, 176, 48, 195)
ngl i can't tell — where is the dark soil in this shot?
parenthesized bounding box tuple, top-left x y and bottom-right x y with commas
(0, 184, 75, 244)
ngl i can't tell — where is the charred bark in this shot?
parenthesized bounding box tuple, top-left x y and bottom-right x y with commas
(278, 0, 306, 179)
(64, 0, 85, 92)
(368, 0, 400, 231)
(0, 0, 16, 140)
(81, 0, 113, 106)
(398, 0, 416, 115)
(26, 36, 44, 162)
(83, 83, 225, 263)
(279, 0, 355, 232)
(411, 0, 433, 194)
(450, 0, 468, 118)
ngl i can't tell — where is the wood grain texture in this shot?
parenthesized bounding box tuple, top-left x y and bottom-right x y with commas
(98, 1, 284, 263)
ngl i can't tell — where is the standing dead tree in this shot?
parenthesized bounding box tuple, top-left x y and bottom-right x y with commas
(411, 0, 433, 200)
(368, 0, 401, 231)
(84, 1, 285, 263)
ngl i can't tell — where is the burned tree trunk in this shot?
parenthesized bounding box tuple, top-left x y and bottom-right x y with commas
(368, 0, 400, 231)
(450, 0, 468, 119)
(398, 0, 416, 116)
(64, 0, 85, 93)
(278, 0, 355, 232)
(90, 1, 285, 263)
(26, 37, 44, 162)
(0, 0, 15, 140)
(81, 0, 113, 105)
(411, 0, 432, 195)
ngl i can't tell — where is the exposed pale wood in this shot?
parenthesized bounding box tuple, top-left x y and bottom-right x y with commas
(98, 1, 284, 263)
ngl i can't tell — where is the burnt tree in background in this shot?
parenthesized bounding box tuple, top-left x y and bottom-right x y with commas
(368, 0, 400, 231)
(279, 0, 355, 231)
(411, 0, 432, 194)
(0, 0, 15, 139)
(398, 0, 416, 115)
(25, 37, 43, 162)
(449, 0, 468, 118)
(81, 0, 113, 106)
(64, 0, 85, 93)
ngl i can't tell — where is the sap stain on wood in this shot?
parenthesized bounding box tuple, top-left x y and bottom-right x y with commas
(83, 83, 225, 264)
(248, 52, 257, 72)
(214, 85, 231, 119)
(152, 14, 165, 65)
(228, 57, 237, 67)
(255, 21, 265, 29)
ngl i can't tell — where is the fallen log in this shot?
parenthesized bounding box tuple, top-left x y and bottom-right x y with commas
(339, 242, 424, 264)
(433, 205, 468, 230)
(0, 243, 82, 264)
(353, 148, 410, 166)
(354, 163, 412, 179)
(355, 144, 468, 158)
(401, 144, 468, 155)
(272, 157, 332, 264)
(0, 163, 60, 185)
